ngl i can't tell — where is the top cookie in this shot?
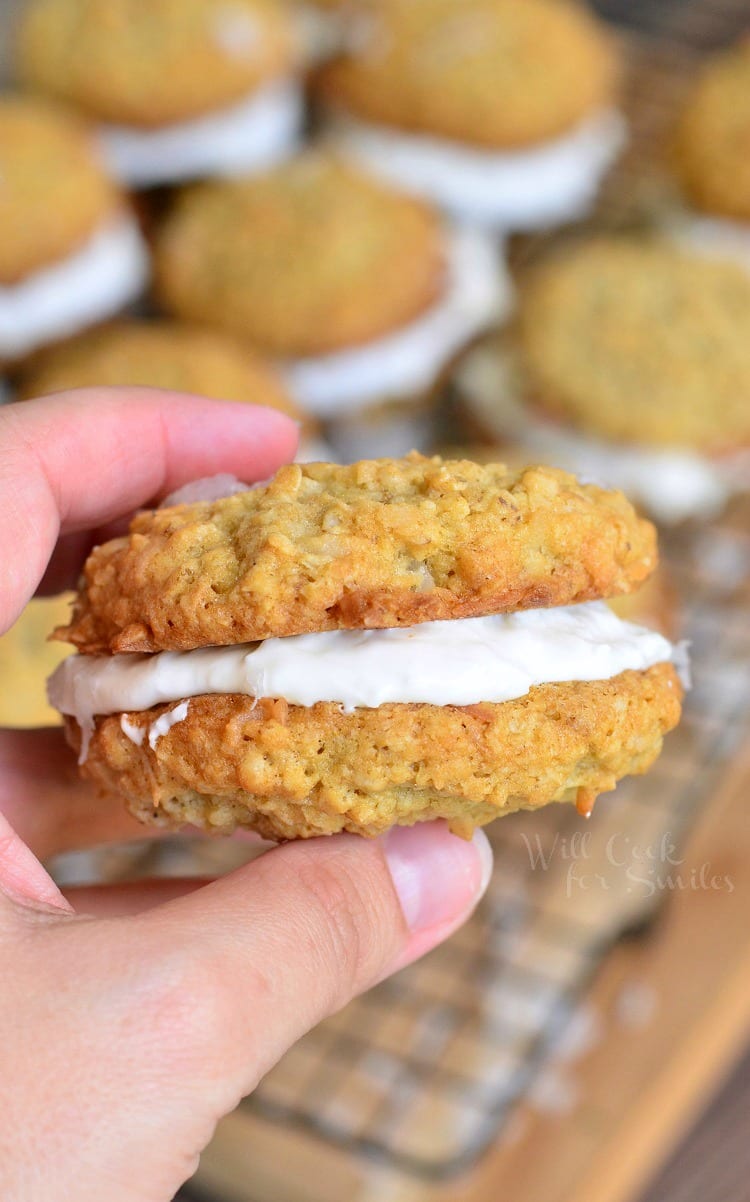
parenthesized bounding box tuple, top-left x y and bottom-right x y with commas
(673, 38, 750, 222)
(0, 95, 119, 283)
(154, 154, 445, 357)
(518, 237, 750, 452)
(19, 320, 298, 420)
(57, 454, 657, 654)
(315, 0, 618, 148)
(16, 0, 297, 128)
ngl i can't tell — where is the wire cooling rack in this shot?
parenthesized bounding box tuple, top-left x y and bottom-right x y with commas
(237, 8, 750, 1180)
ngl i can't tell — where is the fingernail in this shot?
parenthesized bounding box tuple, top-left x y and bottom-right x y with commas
(382, 822, 493, 934)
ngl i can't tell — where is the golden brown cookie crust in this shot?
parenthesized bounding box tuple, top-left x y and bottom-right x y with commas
(57, 455, 657, 654)
(519, 238, 750, 452)
(69, 664, 682, 839)
(18, 320, 301, 422)
(0, 96, 120, 284)
(674, 39, 750, 222)
(315, 0, 619, 149)
(17, 0, 297, 128)
(154, 155, 445, 356)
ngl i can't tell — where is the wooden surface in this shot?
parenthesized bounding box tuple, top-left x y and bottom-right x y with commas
(192, 741, 750, 1202)
(640, 1042, 750, 1202)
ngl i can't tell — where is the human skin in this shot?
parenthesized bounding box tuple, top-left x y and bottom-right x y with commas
(0, 391, 492, 1201)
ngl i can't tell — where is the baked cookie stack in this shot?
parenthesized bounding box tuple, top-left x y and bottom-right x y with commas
(16, 0, 306, 188)
(457, 235, 750, 524)
(673, 37, 750, 250)
(49, 455, 684, 840)
(154, 152, 508, 457)
(0, 96, 147, 363)
(316, 0, 625, 230)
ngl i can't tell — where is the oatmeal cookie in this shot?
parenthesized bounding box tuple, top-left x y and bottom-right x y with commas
(57, 455, 657, 654)
(69, 664, 682, 839)
(0, 95, 119, 284)
(315, 0, 619, 148)
(16, 0, 297, 128)
(519, 238, 750, 452)
(19, 320, 298, 419)
(154, 154, 445, 356)
(674, 39, 750, 222)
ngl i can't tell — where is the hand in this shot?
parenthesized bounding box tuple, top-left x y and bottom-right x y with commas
(0, 391, 493, 1202)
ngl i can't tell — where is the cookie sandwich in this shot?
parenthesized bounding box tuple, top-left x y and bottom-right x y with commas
(457, 237, 750, 524)
(0, 96, 147, 362)
(671, 37, 750, 272)
(154, 153, 509, 458)
(315, 0, 625, 230)
(17, 318, 332, 462)
(16, 0, 305, 188)
(48, 455, 684, 840)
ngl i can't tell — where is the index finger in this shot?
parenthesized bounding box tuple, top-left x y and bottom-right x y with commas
(0, 388, 298, 632)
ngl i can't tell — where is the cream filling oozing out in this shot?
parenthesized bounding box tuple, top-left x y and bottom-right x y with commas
(48, 601, 683, 762)
(0, 215, 149, 359)
(327, 109, 627, 230)
(281, 224, 512, 417)
(99, 79, 304, 187)
(458, 345, 746, 525)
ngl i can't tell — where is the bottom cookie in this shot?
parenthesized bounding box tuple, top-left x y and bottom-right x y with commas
(68, 664, 682, 840)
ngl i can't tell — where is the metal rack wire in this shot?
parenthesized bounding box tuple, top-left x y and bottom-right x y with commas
(239, 9, 750, 1179)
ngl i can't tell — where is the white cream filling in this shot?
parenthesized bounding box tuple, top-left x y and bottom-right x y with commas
(281, 224, 511, 417)
(49, 601, 682, 763)
(98, 79, 304, 186)
(158, 448, 338, 511)
(327, 108, 627, 230)
(325, 406, 434, 462)
(146, 699, 191, 750)
(120, 715, 145, 746)
(0, 214, 148, 360)
(667, 212, 750, 276)
(297, 435, 338, 463)
(458, 345, 745, 525)
(161, 474, 256, 507)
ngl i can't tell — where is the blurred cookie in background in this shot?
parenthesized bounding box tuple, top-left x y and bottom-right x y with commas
(15, 0, 306, 188)
(0, 595, 72, 727)
(454, 236, 750, 524)
(154, 153, 509, 459)
(17, 319, 331, 461)
(0, 96, 148, 364)
(669, 37, 750, 273)
(315, 0, 625, 231)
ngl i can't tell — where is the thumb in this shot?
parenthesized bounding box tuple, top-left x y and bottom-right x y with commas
(134, 822, 492, 1105)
